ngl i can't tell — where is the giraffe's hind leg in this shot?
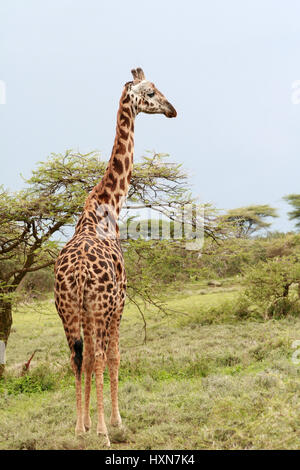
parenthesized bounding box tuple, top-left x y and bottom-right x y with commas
(70, 337, 85, 435)
(82, 324, 95, 432)
(61, 314, 86, 435)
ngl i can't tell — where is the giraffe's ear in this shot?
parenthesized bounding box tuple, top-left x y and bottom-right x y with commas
(131, 67, 145, 82)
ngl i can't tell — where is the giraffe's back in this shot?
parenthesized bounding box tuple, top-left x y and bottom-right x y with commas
(54, 233, 126, 348)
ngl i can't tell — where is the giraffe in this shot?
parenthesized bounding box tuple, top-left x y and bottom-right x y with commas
(54, 67, 177, 446)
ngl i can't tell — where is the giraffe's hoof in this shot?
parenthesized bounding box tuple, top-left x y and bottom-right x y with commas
(97, 431, 111, 447)
(110, 413, 122, 427)
(84, 416, 92, 432)
(75, 425, 85, 436)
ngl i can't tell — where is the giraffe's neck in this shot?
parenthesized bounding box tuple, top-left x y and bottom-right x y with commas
(75, 86, 135, 236)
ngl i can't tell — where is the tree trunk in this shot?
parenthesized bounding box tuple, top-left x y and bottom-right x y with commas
(0, 299, 12, 377)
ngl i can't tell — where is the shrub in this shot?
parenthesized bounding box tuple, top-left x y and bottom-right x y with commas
(18, 268, 54, 299)
(0, 365, 60, 395)
(241, 256, 300, 319)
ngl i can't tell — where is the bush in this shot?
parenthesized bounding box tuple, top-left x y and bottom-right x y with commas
(0, 365, 58, 395)
(17, 268, 54, 300)
(198, 234, 300, 279)
(241, 256, 300, 319)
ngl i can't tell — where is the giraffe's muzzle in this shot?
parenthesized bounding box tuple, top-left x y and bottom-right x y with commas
(164, 101, 177, 118)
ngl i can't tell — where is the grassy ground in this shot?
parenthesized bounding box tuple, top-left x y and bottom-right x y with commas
(1, 280, 300, 450)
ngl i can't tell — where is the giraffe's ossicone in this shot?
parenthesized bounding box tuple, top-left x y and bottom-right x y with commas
(54, 67, 177, 446)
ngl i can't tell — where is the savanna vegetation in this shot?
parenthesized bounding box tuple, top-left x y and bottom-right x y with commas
(1, 151, 300, 450)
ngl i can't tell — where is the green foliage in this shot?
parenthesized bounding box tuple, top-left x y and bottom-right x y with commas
(284, 194, 300, 230)
(0, 282, 16, 303)
(220, 204, 278, 237)
(124, 239, 201, 303)
(26, 150, 190, 216)
(241, 256, 300, 318)
(0, 365, 58, 395)
(18, 268, 54, 300)
(198, 233, 300, 279)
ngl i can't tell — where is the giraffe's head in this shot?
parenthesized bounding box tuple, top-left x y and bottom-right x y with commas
(126, 67, 177, 118)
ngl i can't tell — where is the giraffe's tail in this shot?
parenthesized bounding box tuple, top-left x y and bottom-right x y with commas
(72, 259, 89, 375)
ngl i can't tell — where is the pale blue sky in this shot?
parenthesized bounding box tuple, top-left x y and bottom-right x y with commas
(1, 0, 300, 231)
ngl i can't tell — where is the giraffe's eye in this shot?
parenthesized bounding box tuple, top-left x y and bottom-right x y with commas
(147, 92, 155, 98)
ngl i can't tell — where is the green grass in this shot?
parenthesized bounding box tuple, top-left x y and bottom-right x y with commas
(1, 282, 300, 449)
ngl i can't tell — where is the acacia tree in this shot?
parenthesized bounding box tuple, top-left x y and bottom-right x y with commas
(0, 150, 200, 375)
(220, 205, 278, 238)
(283, 194, 300, 231)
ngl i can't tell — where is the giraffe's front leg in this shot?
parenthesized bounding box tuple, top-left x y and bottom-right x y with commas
(107, 319, 122, 428)
(95, 351, 110, 447)
(83, 369, 93, 432)
(107, 352, 122, 427)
